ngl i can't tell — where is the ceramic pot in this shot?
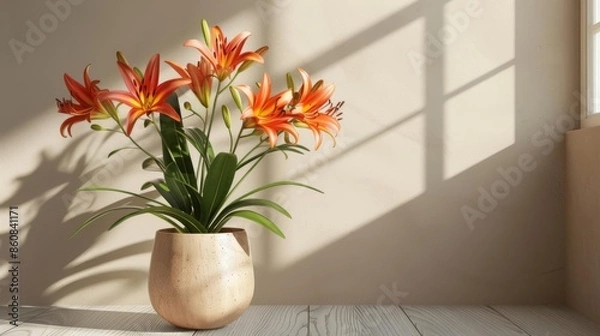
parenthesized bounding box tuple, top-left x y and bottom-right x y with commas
(148, 228, 254, 329)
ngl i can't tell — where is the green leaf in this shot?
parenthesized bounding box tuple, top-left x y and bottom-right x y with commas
(237, 143, 309, 170)
(72, 206, 143, 237)
(161, 94, 197, 187)
(182, 127, 215, 167)
(183, 183, 204, 221)
(140, 179, 179, 209)
(117, 206, 207, 233)
(152, 214, 187, 232)
(108, 207, 206, 233)
(107, 147, 136, 158)
(210, 198, 291, 231)
(235, 180, 323, 202)
(164, 163, 192, 213)
(79, 186, 169, 207)
(226, 198, 291, 218)
(142, 156, 165, 171)
(202, 152, 237, 224)
(225, 210, 285, 238)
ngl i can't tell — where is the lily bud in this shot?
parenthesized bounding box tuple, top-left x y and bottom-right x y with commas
(229, 86, 243, 111)
(183, 101, 192, 110)
(116, 51, 129, 65)
(221, 105, 232, 129)
(133, 67, 144, 79)
(90, 124, 105, 131)
(201, 86, 211, 108)
(286, 72, 295, 91)
(202, 19, 211, 47)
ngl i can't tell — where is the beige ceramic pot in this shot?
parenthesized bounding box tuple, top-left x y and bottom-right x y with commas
(148, 228, 254, 330)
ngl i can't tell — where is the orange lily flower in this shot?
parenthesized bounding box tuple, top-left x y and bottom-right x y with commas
(101, 54, 191, 135)
(56, 65, 114, 137)
(238, 73, 297, 148)
(290, 68, 343, 149)
(184, 26, 264, 81)
(166, 58, 213, 108)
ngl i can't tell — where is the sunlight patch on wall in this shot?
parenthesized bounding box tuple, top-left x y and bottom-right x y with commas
(443, 0, 515, 94)
(444, 66, 515, 179)
(253, 8, 428, 269)
(268, 113, 426, 269)
(265, 0, 423, 78)
(291, 0, 421, 61)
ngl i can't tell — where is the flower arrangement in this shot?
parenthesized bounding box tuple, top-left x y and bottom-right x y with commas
(56, 20, 344, 238)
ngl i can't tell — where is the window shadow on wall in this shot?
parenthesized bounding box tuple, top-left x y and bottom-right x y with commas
(0, 0, 577, 306)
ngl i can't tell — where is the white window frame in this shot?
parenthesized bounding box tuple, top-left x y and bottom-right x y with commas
(583, 0, 600, 128)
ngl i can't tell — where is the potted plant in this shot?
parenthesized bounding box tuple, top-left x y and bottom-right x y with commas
(54, 20, 344, 329)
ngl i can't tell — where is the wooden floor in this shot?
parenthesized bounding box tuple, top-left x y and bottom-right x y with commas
(1, 305, 600, 335)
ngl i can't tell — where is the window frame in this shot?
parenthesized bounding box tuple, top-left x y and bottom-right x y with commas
(583, 0, 600, 127)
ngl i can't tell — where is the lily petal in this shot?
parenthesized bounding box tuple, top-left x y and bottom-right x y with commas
(144, 54, 160, 91)
(116, 61, 141, 95)
(154, 77, 191, 103)
(101, 90, 142, 108)
(125, 108, 148, 135)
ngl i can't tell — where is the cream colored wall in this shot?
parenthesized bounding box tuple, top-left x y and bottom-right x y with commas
(566, 126, 600, 324)
(0, 0, 578, 305)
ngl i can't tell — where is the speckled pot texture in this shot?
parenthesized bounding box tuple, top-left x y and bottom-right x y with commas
(148, 228, 254, 330)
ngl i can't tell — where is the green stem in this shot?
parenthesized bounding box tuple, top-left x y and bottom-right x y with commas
(228, 125, 235, 153)
(239, 138, 267, 164)
(227, 153, 267, 200)
(231, 126, 244, 154)
(115, 117, 161, 166)
(149, 118, 177, 170)
(187, 106, 206, 125)
(205, 82, 222, 141)
(200, 81, 222, 192)
(198, 106, 210, 187)
(202, 107, 209, 133)
(218, 72, 241, 95)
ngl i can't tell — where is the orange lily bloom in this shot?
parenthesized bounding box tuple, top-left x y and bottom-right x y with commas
(101, 54, 191, 135)
(184, 26, 264, 81)
(238, 73, 297, 148)
(290, 68, 343, 149)
(56, 65, 114, 137)
(166, 58, 213, 108)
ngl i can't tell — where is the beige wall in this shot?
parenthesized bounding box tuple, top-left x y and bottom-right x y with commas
(566, 126, 600, 324)
(0, 0, 578, 305)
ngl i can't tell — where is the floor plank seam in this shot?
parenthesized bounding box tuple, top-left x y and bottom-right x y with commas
(487, 306, 532, 336)
(21, 306, 56, 323)
(307, 305, 311, 336)
(0, 306, 55, 336)
(399, 305, 424, 336)
(0, 326, 17, 336)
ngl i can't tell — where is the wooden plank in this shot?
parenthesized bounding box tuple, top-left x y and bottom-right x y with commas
(195, 305, 308, 336)
(403, 306, 528, 336)
(0, 306, 52, 333)
(3, 305, 600, 335)
(493, 305, 600, 336)
(4, 305, 194, 335)
(309, 305, 420, 336)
